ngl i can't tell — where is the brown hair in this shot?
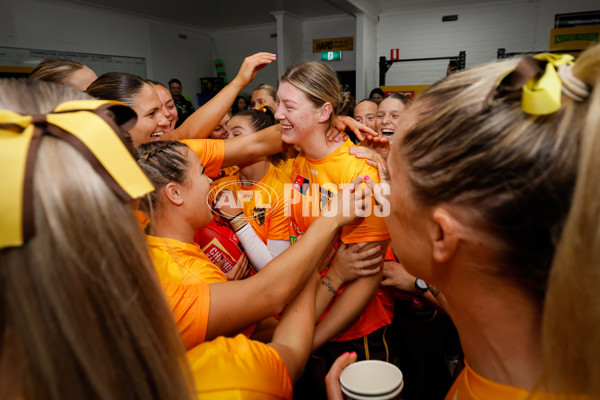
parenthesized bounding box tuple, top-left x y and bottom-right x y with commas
(0, 80, 193, 399)
(86, 72, 149, 107)
(28, 59, 85, 84)
(136, 141, 190, 220)
(386, 93, 413, 107)
(234, 107, 287, 165)
(253, 83, 277, 102)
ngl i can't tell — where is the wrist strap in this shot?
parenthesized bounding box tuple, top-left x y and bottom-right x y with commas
(227, 212, 244, 222)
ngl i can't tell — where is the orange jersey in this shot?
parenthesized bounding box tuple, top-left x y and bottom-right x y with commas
(288, 140, 389, 244)
(147, 235, 256, 347)
(212, 164, 291, 243)
(187, 334, 293, 400)
(446, 361, 588, 400)
(275, 157, 294, 178)
(289, 140, 393, 341)
(181, 138, 226, 178)
(147, 236, 226, 350)
(136, 208, 149, 230)
(385, 244, 396, 261)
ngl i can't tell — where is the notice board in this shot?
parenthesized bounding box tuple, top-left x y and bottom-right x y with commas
(0, 46, 146, 78)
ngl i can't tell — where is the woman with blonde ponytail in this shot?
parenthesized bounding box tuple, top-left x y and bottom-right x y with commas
(542, 45, 600, 398)
(328, 45, 600, 399)
(0, 79, 194, 400)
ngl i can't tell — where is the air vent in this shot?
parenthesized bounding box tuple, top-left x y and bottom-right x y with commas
(442, 15, 458, 22)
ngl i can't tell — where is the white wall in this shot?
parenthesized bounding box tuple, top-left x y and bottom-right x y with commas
(212, 13, 357, 97)
(0, 0, 215, 107)
(150, 24, 214, 105)
(212, 23, 279, 99)
(377, 0, 538, 86)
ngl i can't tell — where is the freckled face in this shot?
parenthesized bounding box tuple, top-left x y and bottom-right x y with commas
(274, 82, 321, 147)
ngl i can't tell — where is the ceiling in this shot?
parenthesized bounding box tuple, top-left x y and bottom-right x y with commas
(64, 0, 376, 31)
(61, 0, 515, 31)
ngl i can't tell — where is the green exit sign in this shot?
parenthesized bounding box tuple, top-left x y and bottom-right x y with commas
(321, 51, 342, 61)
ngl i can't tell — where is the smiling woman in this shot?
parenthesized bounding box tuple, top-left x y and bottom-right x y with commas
(376, 93, 412, 143)
(86, 72, 170, 146)
(148, 80, 178, 136)
(274, 61, 393, 399)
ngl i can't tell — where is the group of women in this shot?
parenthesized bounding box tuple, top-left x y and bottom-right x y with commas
(1, 44, 599, 400)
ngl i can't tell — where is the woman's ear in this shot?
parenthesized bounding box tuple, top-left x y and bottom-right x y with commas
(430, 207, 459, 263)
(163, 182, 184, 206)
(318, 102, 334, 123)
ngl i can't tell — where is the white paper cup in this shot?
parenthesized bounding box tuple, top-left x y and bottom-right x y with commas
(339, 360, 403, 400)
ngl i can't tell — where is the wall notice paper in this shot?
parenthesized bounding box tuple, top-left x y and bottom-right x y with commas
(0, 46, 146, 78)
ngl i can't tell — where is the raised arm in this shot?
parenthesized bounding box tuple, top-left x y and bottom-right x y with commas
(221, 124, 286, 167)
(165, 52, 277, 141)
(268, 270, 320, 383)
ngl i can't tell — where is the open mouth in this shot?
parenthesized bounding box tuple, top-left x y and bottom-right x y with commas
(150, 131, 163, 141)
(381, 129, 394, 138)
(281, 124, 293, 131)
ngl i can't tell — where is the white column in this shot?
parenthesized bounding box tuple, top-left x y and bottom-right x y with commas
(355, 12, 378, 100)
(271, 11, 303, 80)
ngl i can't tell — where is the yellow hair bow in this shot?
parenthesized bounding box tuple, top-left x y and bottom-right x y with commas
(0, 100, 154, 248)
(255, 101, 268, 113)
(485, 53, 575, 115)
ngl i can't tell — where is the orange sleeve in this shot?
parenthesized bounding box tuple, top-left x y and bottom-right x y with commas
(187, 335, 293, 400)
(340, 162, 390, 244)
(181, 139, 225, 178)
(148, 240, 213, 350)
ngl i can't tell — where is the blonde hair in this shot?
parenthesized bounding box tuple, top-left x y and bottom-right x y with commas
(253, 83, 277, 102)
(28, 59, 86, 85)
(281, 62, 352, 122)
(401, 57, 585, 301)
(0, 80, 193, 399)
(542, 45, 600, 397)
(397, 45, 600, 396)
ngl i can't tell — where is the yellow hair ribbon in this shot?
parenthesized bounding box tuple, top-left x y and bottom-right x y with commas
(522, 53, 574, 115)
(488, 53, 575, 116)
(253, 101, 269, 113)
(0, 100, 154, 248)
